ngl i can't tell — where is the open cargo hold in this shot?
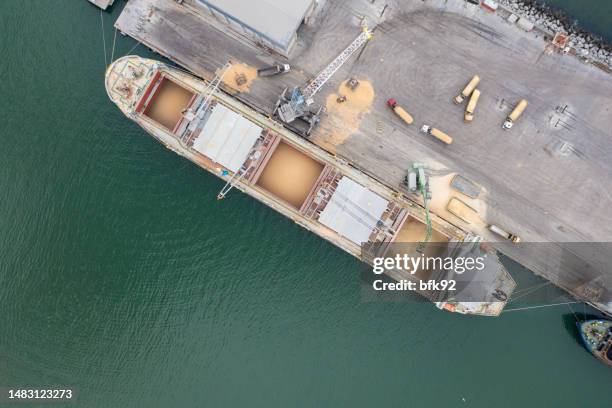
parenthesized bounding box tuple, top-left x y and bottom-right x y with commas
(394, 216, 451, 245)
(388, 215, 451, 279)
(141, 76, 195, 130)
(256, 141, 325, 208)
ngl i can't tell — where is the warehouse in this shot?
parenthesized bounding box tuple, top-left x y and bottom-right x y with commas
(184, 0, 318, 57)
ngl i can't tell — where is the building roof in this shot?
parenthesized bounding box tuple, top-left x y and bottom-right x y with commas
(318, 177, 388, 245)
(192, 104, 261, 172)
(198, 0, 313, 49)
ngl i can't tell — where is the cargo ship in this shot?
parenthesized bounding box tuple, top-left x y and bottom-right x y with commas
(105, 56, 515, 316)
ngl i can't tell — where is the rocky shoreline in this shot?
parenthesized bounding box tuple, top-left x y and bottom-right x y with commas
(497, 0, 612, 68)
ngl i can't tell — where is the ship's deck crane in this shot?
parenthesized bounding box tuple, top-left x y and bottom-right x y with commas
(274, 23, 372, 135)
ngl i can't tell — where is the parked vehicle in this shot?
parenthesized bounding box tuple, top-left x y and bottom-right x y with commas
(502, 99, 528, 129)
(420, 125, 453, 145)
(464, 89, 481, 122)
(387, 98, 414, 125)
(453, 75, 480, 104)
(346, 77, 360, 90)
(257, 63, 291, 77)
(488, 224, 521, 243)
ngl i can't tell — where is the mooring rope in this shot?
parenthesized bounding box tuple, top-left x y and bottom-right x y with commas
(512, 281, 551, 296)
(566, 302, 579, 321)
(502, 301, 582, 313)
(508, 281, 551, 304)
(122, 39, 143, 58)
(100, 10, 107, 67)
(110, 27, 118, 63)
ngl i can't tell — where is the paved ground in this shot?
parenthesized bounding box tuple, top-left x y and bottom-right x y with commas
(115, 0, 612, 310)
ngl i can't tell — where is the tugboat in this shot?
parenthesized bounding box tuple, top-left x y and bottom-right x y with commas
(577, 319, 612, 367)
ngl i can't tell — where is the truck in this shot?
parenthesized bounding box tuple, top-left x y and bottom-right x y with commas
(488, 224, 521, 243)
(464, 89, 481, 123)
(387, 98, 413, 125)
(453, 75, 480, 104)
(502, 99, 528, 129)
(420, 125, 453, 145)
(257, 63, 291, 77)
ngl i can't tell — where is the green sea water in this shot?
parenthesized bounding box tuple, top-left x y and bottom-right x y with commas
(539, 0, 612, 42)
(0, 1, 610, 407)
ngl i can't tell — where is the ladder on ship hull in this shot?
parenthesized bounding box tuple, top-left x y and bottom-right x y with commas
(217, 169, 247, 200)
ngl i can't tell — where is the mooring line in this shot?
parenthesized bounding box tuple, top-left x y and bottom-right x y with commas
(123, 39, 143, 58)
(508, 281, 551, 304)
(513, 281, 550, 295)
(110, 27, 118, 63)
(502, 301, 581, 313)
(566, 302, 579, 321)
(100, 10, 107, 67)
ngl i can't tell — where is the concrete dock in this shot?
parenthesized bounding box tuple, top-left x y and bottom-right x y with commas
(115, 0, 612, 314)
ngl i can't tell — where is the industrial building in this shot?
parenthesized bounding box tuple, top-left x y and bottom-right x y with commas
(183, 0, 318, 57)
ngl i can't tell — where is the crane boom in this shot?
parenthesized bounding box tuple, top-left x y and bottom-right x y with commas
(302, 26, 372, 100)
(274, 24, 372, 131)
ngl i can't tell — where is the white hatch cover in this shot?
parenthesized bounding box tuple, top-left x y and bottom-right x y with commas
(192, 104, 262, 172)
(318, 177, 388, 245)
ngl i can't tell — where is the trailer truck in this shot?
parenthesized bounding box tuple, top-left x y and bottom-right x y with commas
(420, 125, 453, 145)
(387, 98, 414, 125)
(488, 224, 521, 243)
(464, 89, 480, 122)
(257, 63, 291, 77)
(453, 75, 480, 104)
(502, 99, 528, 129)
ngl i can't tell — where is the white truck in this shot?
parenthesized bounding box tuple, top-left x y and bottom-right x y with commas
(420, 125, 453, 145)
(454, 75, 480, 104)
(488, 224, 521, 243)
(502, 99, 528, 129)
(464, 89, 481, 123)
